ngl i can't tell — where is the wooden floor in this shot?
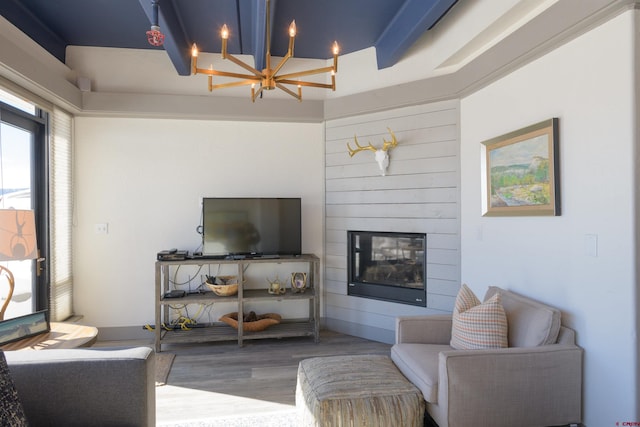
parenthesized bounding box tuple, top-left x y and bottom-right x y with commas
(97, 329, 392, 426)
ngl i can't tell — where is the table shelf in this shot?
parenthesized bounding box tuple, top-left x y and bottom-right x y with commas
(155, 254, 320, 351)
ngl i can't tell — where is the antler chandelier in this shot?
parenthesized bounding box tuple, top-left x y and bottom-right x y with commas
(190, 0, 339, 102)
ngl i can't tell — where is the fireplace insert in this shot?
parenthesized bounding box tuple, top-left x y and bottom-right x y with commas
(347, 230, 426, 307)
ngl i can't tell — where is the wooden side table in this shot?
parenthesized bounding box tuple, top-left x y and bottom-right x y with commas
(0, 322, 98, 351)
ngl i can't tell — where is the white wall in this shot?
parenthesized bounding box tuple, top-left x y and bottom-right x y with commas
(460, 11, 637, 426)
(73, 117, 324, 331)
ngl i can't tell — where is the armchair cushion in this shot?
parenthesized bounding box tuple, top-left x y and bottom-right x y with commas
(0, 351, 27, 427)
(450, 284, 508, 350)
(390, 344, 450, 402)
(484, 286, 560, 347)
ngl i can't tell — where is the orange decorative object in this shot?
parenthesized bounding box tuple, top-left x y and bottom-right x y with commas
(219, 312, 281, 332)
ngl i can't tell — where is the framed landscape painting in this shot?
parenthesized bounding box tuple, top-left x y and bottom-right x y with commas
(481, 118, 560, 216)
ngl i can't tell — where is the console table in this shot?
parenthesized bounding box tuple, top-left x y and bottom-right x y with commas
(155, 254, 320, 351)
(0, 322, 98, 351)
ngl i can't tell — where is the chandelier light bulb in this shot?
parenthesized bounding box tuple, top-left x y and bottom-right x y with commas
(333, 41, 339, 55)
(221, 24, 229, 40)
(289, 21, 297, 38)
(191, 43, 198, 57)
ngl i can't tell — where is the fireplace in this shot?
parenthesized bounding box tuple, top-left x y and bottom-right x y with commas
(347, 231, 426, 307)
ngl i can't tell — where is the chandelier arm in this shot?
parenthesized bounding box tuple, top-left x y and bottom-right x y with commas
(275, 66, 335, 81)
(277, 79, 334, 89)
(270, 52, 293, 78)
(251, 85, 265, 102)
(222, 53, 263, 77)
(275, 83, 302, 101)
(195, 67, 261, 81)
(210, 79, 261, 90)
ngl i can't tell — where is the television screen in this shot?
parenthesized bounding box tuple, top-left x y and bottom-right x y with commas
(202, 198, 301, 257)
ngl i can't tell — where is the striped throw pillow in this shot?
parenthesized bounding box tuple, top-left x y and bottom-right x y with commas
(450, 284, 508, 350)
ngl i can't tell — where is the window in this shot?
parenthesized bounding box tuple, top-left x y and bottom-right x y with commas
(0, 87, 73, 321)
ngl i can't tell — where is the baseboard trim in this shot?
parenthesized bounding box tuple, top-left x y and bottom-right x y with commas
(96, 325, 153, 342)
(323, 318, 394, 345)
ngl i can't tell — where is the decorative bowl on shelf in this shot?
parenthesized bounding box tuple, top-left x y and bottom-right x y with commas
(206, 275, 238, 296)
(219, 312, 281, 332)
(206, 282, 238, 296)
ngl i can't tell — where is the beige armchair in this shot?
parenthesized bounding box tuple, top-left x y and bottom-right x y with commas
(391, 287, 583, 427)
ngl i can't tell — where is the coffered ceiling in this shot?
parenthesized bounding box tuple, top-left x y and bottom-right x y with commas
(0, 0, 459, 75)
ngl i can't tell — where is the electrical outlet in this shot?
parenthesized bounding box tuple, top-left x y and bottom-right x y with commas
(95, 223, 109, 234)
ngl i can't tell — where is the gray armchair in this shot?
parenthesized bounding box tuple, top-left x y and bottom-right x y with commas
(5, 346, 155, 427)
(391, 287, 583, 427)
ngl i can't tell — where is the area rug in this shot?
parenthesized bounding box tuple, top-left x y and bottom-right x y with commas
(156, 410, 298, 427)
(155, 353, 175, 386)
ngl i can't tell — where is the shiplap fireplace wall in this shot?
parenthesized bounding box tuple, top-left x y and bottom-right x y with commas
(323, 99, 461, 343)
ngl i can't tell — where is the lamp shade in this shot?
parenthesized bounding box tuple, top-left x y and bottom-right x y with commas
(0, 209, 38, 261)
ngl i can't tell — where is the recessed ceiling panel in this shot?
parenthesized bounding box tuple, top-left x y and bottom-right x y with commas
(0, 0, 459, 72)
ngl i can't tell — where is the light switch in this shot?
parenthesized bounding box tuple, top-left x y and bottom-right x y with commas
(584, 234, 597, 257)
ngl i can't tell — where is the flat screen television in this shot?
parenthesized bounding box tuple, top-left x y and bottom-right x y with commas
(202, 198, 301, 257)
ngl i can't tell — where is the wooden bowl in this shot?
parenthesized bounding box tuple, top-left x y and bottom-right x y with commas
(206, 282, 238, 296)
(219, 312, 281, 332)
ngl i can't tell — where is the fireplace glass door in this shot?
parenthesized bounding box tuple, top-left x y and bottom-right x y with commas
(347, 231, 426, 307)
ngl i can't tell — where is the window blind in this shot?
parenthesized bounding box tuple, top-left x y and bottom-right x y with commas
(49, 106, 73, 321)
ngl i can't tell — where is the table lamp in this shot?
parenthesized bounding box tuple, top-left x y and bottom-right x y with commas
(0, 209, 38, 320)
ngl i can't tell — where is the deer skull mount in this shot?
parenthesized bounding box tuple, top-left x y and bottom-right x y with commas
(347, 128, 398, 176)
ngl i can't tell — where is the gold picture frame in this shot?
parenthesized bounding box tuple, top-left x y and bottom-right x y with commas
(481, 118, 560, 216)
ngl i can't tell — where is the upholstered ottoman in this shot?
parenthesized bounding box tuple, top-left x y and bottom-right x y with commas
(296, 354, 424, 427)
